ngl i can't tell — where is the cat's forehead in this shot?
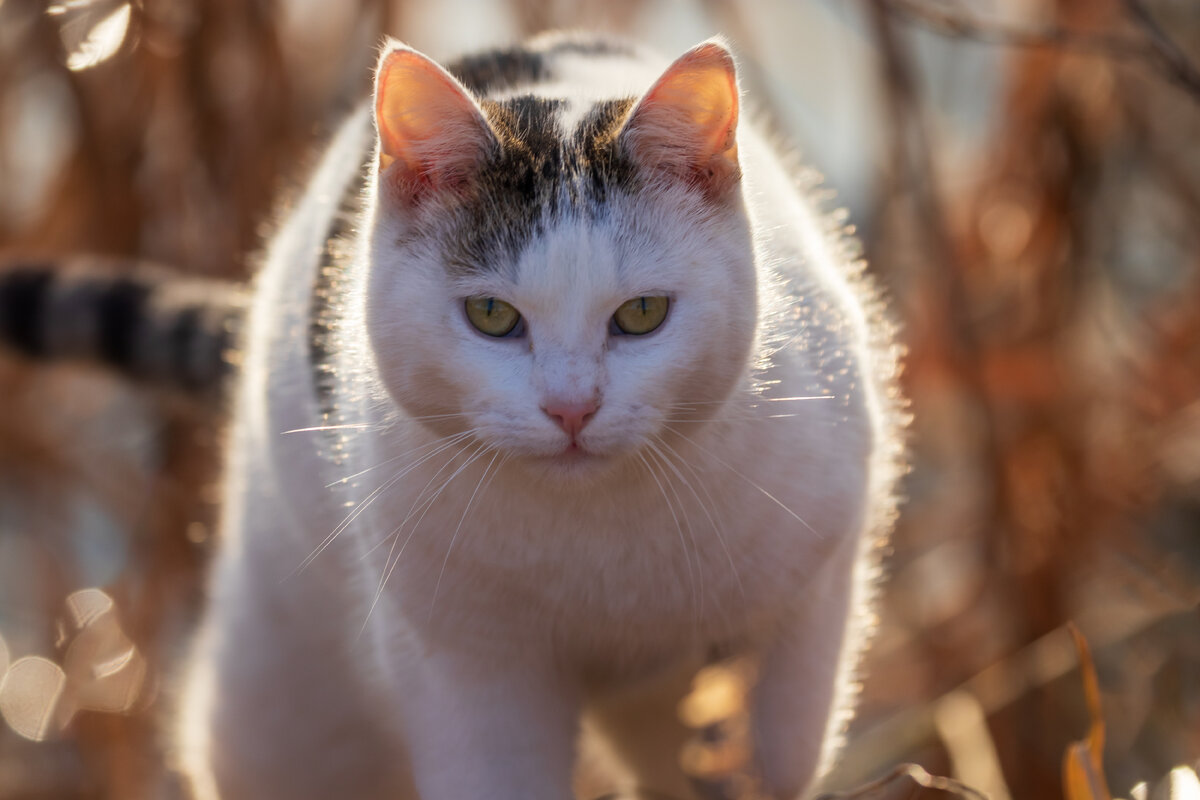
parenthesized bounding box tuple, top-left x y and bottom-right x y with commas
(442, 93, 639, 280)
(453, 212, 678, 321)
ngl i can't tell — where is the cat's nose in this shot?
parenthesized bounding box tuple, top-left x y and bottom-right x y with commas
(542, 398, 599, 437)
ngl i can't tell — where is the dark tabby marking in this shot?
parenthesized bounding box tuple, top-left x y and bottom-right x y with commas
(540, 36, 638, 58)
(446, 96, 637, 278)
(0, 261, 245, 393)
(449, 50, 549, 96)
(447, 35, 637, 96)
(0, 266, 54, 356)
(96, 277, 151, 368)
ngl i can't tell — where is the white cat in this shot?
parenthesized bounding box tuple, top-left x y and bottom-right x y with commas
(176, 32, 906, 800)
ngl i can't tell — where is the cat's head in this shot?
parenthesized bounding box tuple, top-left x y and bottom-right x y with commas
(364, 37, 757, 482)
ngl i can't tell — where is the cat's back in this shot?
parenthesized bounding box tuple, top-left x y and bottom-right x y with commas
(445, 32, 663, 102)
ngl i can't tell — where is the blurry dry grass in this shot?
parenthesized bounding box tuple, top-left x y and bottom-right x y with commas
(0, 1, 1197, 798)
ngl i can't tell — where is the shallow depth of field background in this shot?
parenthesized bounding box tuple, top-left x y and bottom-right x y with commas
(0, 1, 1198, 798)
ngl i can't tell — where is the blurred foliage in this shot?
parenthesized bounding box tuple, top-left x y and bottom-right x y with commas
(0, 0, 1198, 798)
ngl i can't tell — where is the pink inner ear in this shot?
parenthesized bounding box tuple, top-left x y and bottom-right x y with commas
(621, 42, 740, 194)
(374, 46, 496, 195)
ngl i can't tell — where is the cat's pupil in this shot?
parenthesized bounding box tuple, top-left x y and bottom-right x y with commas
(613, 295, 669, 335)
(465, 296, 521, 337)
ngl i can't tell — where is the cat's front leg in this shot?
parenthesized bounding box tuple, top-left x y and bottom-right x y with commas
(399, 648, 580, 800)
(750, 557, 857, 799)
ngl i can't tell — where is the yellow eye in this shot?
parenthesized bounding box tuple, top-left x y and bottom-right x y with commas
(465, 297, 521, 337)
(613, 296, 669, 335)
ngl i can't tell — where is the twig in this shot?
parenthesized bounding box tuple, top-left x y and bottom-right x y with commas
(882, 0, 1200, 103)
(1121, 0, 1200, 100)
(883, 0, 1148, 57)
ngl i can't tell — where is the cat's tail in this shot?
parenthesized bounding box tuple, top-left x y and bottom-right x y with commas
(0, 258, 247, 394)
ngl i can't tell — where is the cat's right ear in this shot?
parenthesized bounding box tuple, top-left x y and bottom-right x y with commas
(374, 42, 497, 204)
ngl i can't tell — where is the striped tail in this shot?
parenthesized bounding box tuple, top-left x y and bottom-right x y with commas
(0, 258, 248, 394)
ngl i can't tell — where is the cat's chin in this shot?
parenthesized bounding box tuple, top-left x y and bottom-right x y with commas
(515, 444, 625, 484)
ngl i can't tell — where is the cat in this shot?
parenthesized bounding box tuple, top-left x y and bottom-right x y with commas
(0, 30, 905, 800)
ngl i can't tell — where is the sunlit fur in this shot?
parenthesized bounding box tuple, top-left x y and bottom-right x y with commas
(177, 32, 906, 800)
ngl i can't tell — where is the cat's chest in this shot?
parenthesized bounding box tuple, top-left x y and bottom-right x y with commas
(339, 425, 862, 651)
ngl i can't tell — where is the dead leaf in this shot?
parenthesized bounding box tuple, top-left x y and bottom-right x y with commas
(1062, 623, 1112, 800)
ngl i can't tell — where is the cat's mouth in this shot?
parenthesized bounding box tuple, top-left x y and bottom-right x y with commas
(539, 439, 612, 474)
(557, 440, 590, 460)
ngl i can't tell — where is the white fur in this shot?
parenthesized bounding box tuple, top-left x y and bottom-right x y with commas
(176, 35, 905, 800)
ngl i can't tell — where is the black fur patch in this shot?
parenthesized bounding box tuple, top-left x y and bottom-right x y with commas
(166, 304, 205, 389)
(575, 97, 638, 202)
(445, 96, 638, 277)
(0, 266, 54, 356)
(449, 50, 548, 95)
(446, 35, 637, 96)
(96, 277, 150, 370)
(543, 37, 638, 58)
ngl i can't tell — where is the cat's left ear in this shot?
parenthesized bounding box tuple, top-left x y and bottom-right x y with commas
(619, 39, 740, 199)
(374, 41, 498, 204)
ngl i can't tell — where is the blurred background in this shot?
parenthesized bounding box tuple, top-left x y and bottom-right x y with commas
(0, 0, 1198, 798)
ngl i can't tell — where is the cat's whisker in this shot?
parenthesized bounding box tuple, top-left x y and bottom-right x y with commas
(634, 450, 699, 630)
(644, 443, 706, 627)
(292, 431, 476, 577)
(399, 411, 477, 422)
(281, 423, 376, 434)
(671, 428, 826, 541)
(362, 439, 492, 631)
(661, 413, 803, 422)
(651, 435, 746, 610)
(429, 448, 503, 621)
(669, 395, 835, 408)
(358, 440, 471, 561)
(326, 429, 477, 488)
(283, 412, 475, 436)
(368, 438, 481, 598)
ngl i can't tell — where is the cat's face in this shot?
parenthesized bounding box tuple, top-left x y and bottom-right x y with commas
(364, 39, 754, 481)
(368, 194, 755, 480)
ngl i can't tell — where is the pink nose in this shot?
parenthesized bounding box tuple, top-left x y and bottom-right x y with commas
(542, 398, 599, 437)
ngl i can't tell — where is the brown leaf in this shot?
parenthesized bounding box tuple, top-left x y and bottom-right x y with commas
(1062, 624, 1112, 800)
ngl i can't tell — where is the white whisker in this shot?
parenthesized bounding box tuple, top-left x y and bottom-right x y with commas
(290, 431, 474, 578)
(282, 410, 475, 435)
(662, 413, 803, 422)
(670, 395, 834, 408)
(359, 439, 473, 561)
(645, 444, 705, 625)
(361, 441, 492, 632)
(369, 441, 482, 596)
(429, 449, 502, 621)
(671, 428, 825, 540)
(652, 435, 745, 613)
(401, 411, 477, 422)
(281, 423, 374, 434)
(326, 430, 476, 488)
(635, 451, 698, 628)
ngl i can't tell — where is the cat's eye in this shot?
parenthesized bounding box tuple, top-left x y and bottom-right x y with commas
(465, 297, 522, 337)
(612, 296, 669, 336)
